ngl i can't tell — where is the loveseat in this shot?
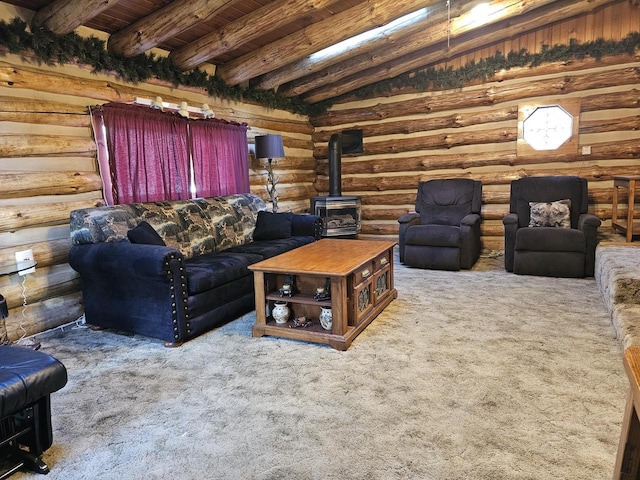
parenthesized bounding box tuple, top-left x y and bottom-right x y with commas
(69, 193, 322, 346)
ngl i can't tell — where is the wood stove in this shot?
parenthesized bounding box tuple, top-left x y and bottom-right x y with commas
(311, 195, 361, 236)
(312, 131, 362, 237)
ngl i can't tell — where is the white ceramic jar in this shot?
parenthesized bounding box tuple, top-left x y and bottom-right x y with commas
(319, 306, 332, 331)
(272, 301, 290, 324)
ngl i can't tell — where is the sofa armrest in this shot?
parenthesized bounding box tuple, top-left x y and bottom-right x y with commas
(461, 213, 481, 227)
(502, 213, 518, 226)
(291, 214, 323, 240)
(578, 213, 601, 231)
(502, 213, 519, 272)
(69, 242, 191, 344)
(578, 213, 601, 276)
(69, 242, 184, 279)
(397, 212, 420, 263)
(398, 212, 420, 225)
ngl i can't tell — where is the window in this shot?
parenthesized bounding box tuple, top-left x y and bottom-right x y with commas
(91, 103, 250, 205)
(517, 99, 580, 156)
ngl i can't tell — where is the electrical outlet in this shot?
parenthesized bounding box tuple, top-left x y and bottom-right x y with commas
(15, 249, 36, 276)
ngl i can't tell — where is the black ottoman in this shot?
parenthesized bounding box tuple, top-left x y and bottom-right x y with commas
(0, 346, 67, 477)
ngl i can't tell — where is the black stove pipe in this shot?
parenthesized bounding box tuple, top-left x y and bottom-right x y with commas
(328, 134, 342, 197)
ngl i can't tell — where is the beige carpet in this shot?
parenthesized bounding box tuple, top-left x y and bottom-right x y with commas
(15, 252, 627, 480)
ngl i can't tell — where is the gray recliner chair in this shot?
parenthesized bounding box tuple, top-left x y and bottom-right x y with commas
(398, 178, 482, 271)
(503, 176, 601, 277)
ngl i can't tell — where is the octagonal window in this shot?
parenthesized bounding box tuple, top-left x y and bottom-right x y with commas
(522, 105, 573, 151)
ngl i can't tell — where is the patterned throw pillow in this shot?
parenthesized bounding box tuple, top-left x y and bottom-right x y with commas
(528, 199, 571, 228)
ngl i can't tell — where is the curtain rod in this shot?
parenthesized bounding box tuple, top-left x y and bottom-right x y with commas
(134, 96, 215, 118)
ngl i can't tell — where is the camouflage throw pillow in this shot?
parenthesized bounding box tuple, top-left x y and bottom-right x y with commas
(528, 199, 571, 228)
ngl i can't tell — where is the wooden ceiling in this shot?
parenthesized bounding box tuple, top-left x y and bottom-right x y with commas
(2, 0, 630, 106)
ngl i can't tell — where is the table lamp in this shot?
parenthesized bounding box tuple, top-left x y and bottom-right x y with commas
(255, 134, 285, 213)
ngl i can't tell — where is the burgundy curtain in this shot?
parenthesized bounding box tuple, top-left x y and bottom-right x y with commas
(189, 119, 250, 197)
(101, 103, 190, 204)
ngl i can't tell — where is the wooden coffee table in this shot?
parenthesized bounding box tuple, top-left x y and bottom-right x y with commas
(249, 239, 397, 350)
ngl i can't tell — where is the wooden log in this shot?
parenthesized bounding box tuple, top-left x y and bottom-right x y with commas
(255, 0, 471, 90)
(277, 199, 314, 214)
(249, 184, 318, 202)
(0, 238, 73, 268)
(482, 237, 505, 251)
(580, 115, 640, 134)
(301, 0, 622, 103)
(347, 55, 640, 103)
(316, 139, 640, 175)
(215, 0, 442, 86)
(313, 107, 519, 142)
(0, 264, 80, 309)
(0, 134, 95, 157)
(0, 93, 90, 127)
(0, 171, 102, 199)
(31, 0, 118, 35)
(360, 223, 398, 236)
(315, 127, 517, 157)
(481, 223, 507, 237)
(582, 89, 640, 111)
(0, 225, 71, 249)
(0, 199, 104, 233)
(0, 112, 90, 127)
(311, 67, 640, 126)
(249, 172, 317, 187)
(314, 164, 640, 192)
(108, 0, 234, 57)
(4, 292, 83, 342)
(286, 0, 562, 97)
(361, 207, 410, 221)
(360, 193, 416, 206)
(169, 0, 339, 70)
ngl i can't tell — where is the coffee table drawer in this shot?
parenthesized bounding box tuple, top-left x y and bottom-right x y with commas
(373, 251, 391, 272)
(353, 261, 373, 285)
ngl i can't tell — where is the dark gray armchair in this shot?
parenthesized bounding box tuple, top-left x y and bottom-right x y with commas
(398, 178, 482, 270)
(503, 176, 601, 277)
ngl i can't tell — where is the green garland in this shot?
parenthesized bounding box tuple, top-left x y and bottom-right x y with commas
(0, 17, 638, 116)
(348, 33, 640, 99)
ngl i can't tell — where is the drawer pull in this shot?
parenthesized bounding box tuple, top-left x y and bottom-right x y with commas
(380, 257, 388, 265)
(361, 269, 371, 278)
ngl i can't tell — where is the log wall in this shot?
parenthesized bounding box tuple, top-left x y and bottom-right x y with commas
(310, 1, 640, 251)
(0, 2, 316, 340)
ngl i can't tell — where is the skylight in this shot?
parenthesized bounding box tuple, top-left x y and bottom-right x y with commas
(309, 8, 431, 62)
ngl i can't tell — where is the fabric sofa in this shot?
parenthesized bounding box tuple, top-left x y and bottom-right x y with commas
(69, 193, 322, 346)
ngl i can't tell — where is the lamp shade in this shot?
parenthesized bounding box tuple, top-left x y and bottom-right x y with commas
(255, 134, 285, 159)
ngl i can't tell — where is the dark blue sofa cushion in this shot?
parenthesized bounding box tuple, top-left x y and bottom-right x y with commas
(225, 236, 315, 259)
(127, 221, 166, 246)
(515, 226, 586, 252)
(252, 211, 293, 240)
(405, 224, 461, 247)
(185, 251, 263, 295)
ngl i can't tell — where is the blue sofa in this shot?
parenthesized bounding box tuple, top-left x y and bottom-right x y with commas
(69, 194, 322, 346)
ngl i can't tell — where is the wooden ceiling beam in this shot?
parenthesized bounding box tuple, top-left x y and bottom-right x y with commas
(169, 0, 339, 72)
(31, 0, 120, 35)
(215, 0, 442, 86)
(107, 0, 237, 58)
(300, 0, 619, 103)
(255, 0, 462, 91)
